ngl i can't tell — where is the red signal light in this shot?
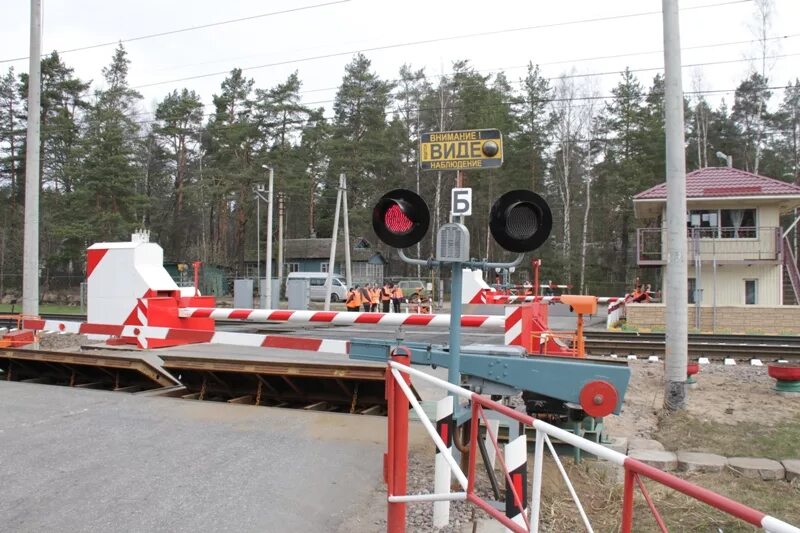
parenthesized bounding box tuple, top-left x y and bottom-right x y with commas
(372, 189, 430, 249)
(385, 204, 413, 234)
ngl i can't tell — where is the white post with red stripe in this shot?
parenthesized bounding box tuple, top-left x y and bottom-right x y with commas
(504, 435, 528, 531)
(433, 395, 454, 528)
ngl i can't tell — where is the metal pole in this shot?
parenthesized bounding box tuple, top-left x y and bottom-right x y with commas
(265, 167, 274, 308)
(386, 349, 411, 533)
(447, 264, 463, 387)
(22, 0, 41, 317)
(341, 173, 352, 288)
(324, 174, 343, 310)
(277, 192, 284, 300)
(662, 0, 688, 411)
(712, 257, 717, 333)
(256, 196, 260, 307)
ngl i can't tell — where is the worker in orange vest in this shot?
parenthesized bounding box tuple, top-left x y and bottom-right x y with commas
(380, 282, 392, 313)
(391, 284, 404, 313)
(369, 283, 379, 312)
(359, 285, 372, 312)
(345, 286, 362, 312)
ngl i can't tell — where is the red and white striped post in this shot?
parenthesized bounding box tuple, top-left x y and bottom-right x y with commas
(386, 347, 411, 533)
(504, 435, 528, 531)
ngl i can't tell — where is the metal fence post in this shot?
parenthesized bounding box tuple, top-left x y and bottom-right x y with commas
(621, 468, 636, 533)
(530, 427, 545, 532)
(387, 348, 411, 533)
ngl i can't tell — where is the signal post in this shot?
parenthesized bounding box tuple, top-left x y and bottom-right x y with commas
(374, 128, 553, 531)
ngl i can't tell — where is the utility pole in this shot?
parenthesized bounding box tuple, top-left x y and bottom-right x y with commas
(254, 184, 268, 308)
(277, 192, 285, 298)
(256, 191, 261, 303)
(22, 0, 42, 316)
(324, 173, 344, 311)
(341, 173, 352, 289)
(662, 0, 689, 411)
(262, 166, 274, 308)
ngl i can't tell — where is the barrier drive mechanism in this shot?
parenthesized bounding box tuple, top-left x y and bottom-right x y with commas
(384, 348, 800, 533)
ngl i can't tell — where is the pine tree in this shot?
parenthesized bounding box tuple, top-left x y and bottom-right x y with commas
(326, 54, 396, 240)
(204, 68, 257, 269)
(732, 72, 772, 173)
(0, 68, 24, 206)
(153, 88, 204, 256)
(70, 45, 142, 245)
(514, 62, 553, 192)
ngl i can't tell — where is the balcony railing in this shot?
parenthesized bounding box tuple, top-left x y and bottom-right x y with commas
(637, 226, 782, 265)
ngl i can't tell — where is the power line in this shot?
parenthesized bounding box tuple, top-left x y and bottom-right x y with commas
(2, 80, 795, 138)
(0, 1, 350, 64)
(131, 0, 751, 89)
(242, 33, 800, 99)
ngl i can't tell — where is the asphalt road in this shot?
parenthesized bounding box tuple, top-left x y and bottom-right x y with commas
(0, 381, 393, 533)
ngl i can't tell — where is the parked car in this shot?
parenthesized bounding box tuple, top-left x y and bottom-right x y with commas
(287, 272, 348, 302)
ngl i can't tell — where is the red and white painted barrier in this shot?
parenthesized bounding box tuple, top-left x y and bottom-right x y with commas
(23, 319, 349, 353)
(489, 294, 622, 305)
(386, 359, 800, 533)
(178, 307, 505, 330)
(606, 298, 627, 329)
(504, 436, 528, 529)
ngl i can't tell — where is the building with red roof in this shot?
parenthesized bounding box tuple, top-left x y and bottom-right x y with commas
(633, 166, 800, 310)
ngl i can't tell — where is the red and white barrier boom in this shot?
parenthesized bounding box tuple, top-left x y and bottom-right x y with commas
(178, 307, 504, 330)
(462, 267, 623, 305)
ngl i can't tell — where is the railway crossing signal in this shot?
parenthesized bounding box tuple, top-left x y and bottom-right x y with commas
(372, 188, 552, 255)
(489, 190, 553, 253)
(372, 189, 430, 249)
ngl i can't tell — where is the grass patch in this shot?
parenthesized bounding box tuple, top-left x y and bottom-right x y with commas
(620, 323, 639, 333)
(536, 460, 800, 532)
(0, 304, 82, 315)
(654, 410, 800, 460)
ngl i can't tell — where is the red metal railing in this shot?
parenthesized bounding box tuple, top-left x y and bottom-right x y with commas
(385, 351, 800, 533)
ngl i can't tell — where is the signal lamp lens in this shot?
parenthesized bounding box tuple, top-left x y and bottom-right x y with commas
(385, 203, 413, 234)
(372, 189, 431, 249)
(489, 190, 552, 253)
(482, 140, 499, 157)
(506, 203, 539, 239)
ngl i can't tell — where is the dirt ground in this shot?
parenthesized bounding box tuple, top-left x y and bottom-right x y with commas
(604, 360, 799, 440)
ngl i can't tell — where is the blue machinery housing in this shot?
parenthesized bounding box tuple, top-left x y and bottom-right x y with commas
(349, 338, 631, 418)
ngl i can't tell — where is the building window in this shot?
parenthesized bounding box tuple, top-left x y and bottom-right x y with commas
(687, 278, 697, 304)
(687, 208, 757, 239)
(744, 279, 757, 305)
(285, 263, 300, 273)
(320, 262, 329, 273)
(720, 209, 757, 238)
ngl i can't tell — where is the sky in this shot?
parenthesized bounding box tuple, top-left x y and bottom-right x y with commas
(2, 0, 799, 122)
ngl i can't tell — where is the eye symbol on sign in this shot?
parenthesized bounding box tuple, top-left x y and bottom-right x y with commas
(482, 140, 499, 157)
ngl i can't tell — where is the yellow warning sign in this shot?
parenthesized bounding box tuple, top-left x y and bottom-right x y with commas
(420, 129, 503, 171)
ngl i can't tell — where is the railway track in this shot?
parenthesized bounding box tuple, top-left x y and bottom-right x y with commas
(5, 313, 800, 362)
(584, 331, 800, 361)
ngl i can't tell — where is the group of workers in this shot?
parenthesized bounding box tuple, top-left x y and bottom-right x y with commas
(345, 282, 427, 313)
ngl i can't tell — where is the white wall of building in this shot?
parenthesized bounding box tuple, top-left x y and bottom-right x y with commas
(689, 263, 782, 306)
